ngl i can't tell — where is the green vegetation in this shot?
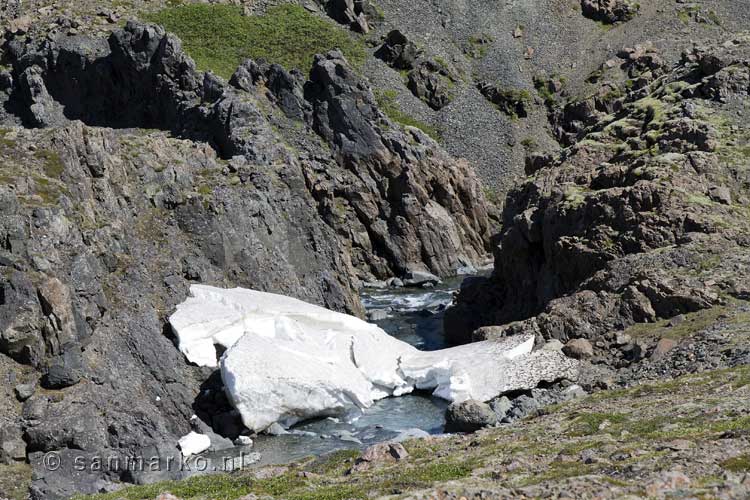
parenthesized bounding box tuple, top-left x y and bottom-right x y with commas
(521, 137, 538, 151)
(75, 454, 473, 500)
(73, 362, 750, 500)
(707, 9, 722, 25)
(567, 412, 628, 436)
(620, 304, 731, 341)
(35, 149, 65, 179)
(533, 75, 566, 107)
(374, 89, 441, 141)
(466, 34, 493, 58)
(0, 464, 32, 500)
(145, 4, 366, 79)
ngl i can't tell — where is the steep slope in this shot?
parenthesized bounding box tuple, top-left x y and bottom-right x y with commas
(448, 34, 750, 360)
(0, 21, 491, 499)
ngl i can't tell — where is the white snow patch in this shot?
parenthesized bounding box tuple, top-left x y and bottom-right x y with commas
(171, 285, 579, 432)
(178, 431, 211, 457)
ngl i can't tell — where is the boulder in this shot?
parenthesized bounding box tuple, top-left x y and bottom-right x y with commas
(445, 400, 497, 433)
(407, 62, 455, 110)
(0, 425, 26, 464)
(14, 383, 35, 401)
(652, 338, 678, 360)
(563, 338, 594, 359)
(43, 347, 83, 389)
(374, 30, 418, 70)
(350, 442, 409, 472)
(581, 0, 639, 24)
(402, 270, 442, 287)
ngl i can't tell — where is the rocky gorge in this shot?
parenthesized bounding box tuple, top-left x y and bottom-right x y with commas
(1, 0, 750, 499)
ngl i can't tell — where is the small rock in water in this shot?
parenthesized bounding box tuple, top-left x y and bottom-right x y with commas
(392, 428, 431, 442)
(178, 432, 211, 457)
(402, 270, 441, 287)
(362, 280, 388, 289)
(367, 309, 389, 321)
(264, 423, 289, 436)
(234, 435, 254, 447)
(387, 278, 404, 288)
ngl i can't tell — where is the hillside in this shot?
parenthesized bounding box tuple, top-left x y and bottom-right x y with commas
(1, 0, 750, 499)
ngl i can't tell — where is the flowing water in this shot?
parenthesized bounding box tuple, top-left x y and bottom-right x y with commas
(209, 279, 464, 469)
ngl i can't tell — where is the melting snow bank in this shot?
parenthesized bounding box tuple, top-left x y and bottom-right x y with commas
(170, 285, 579, 432)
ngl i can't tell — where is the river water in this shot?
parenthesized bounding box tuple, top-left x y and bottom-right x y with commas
(208, 279, 463, 469)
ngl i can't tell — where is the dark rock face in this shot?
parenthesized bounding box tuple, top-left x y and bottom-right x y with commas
(581, 0, 639, 24)
(0, 22, 491, 499)
(304, 51, 490, 279)
(374, 30, 418, 70)
(324, 0, 374, 33)
(375, 31, 458, 110)
(444, 399, 497, 433)
(477, 83, 530, 118)
(447, 37, 750, 358)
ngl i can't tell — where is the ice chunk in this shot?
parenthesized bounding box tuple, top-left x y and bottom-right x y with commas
(171, 286, 579, 432)
(178, 431, 211, 457)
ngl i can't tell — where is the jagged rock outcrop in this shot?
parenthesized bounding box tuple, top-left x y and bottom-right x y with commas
(447, 37, 750, 357)
(375, 30, 459, 110)
(581, 0, 639, 24)
(0, 21, 490, 499)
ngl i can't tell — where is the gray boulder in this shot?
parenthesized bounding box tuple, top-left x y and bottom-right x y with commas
(444, 399, 498, 433)
(403, 270, 442, 288)
(0, 425, 26, 464)
(375, 30, 419, 70)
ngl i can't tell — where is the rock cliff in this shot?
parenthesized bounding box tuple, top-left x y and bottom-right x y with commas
(448, 36, 750, 361)
(0, 21, 490, 499)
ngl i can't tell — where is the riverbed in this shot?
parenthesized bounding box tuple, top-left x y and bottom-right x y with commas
(206, 279, 463, 469)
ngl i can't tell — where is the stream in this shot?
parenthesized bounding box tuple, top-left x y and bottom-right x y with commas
(203, 278, 463, 470)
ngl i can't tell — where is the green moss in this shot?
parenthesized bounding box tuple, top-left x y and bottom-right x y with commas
(722, 454, 750, 472)
(374, 89, 441, 141)
(35, 149, 65, 179)
(196, 185, 212, 196)
(562, 185, 590, 208)
(0, 128, 16, 151)
(621, 304, 729, 341)
(707, 10, 722, 25)
(74, 474, 256, 500)
(145, 4, 366, 79)
(482, 87, 531, 118)
(466, 34, 493, 58)
(567, 412, 628, 436)
(514, 461, 599, 486)
(0, 463, 32, 500)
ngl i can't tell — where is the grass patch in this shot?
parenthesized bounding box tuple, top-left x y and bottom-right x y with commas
(0, 464, 32, 500)
(567, 412, 628, 436)
(374, 89, 441, 141)
(721, 454, 750, 472)
(145, 4, 366, 79)
(35, 149, 65, 179)
(621, 304, 728, 341)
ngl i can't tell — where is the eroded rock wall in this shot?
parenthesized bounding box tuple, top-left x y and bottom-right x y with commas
(0, 21, 491, 499)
